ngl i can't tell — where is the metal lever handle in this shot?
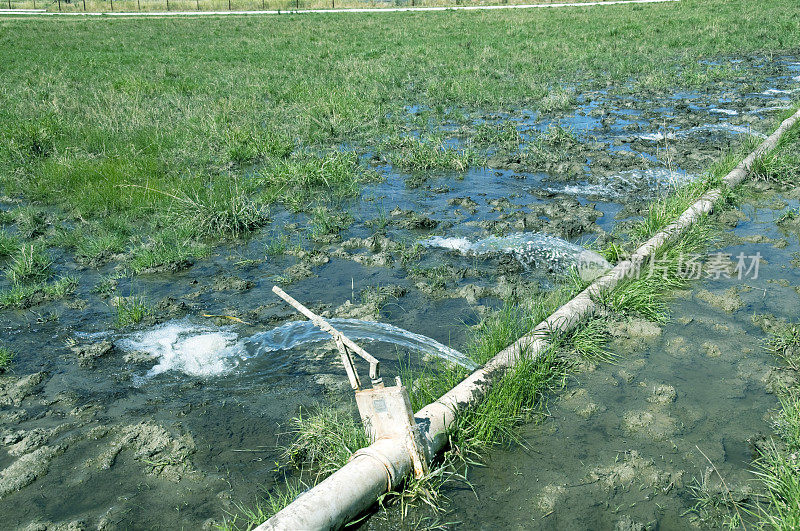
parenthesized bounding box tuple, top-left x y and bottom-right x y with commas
(272, 285, 382, 389)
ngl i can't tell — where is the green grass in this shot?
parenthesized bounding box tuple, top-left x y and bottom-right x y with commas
(1, 0, 797, 267)
(282, 406, 369, 480)
(473, 122, 522, 151)
(221, 480, 308, 531)
(773, 389, 800, 452)
(128, 227, 210, 273)
(114, 293, 152, 327)
(381, 134, 482, 173)
(752, 124, 800, 185)
(308, 206, 352, 242)
(158, 181, 270, 239)
(0, 346, 13, 373)
(766, 321, 800, 371)
(752, 323, 800, 530)
(7, 0, 610, 12)
(14, 206, 48, 239)
(6, 243, 52, 284)
(0, 230, 19, 258)
(752, 440, 800, 531)
(0, 276, 78, 309)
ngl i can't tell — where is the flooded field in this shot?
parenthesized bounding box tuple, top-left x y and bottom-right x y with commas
(1, 53, 799, 529)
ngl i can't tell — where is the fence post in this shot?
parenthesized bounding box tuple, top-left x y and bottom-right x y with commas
(84, 0, 86, 10)
(196, 0, 199, 10)
(228, 0, 230, 9)
(110, 0, 113, 11)
(58, 0, 61, 11)
(7, 0, 10, 11)
(166, 0, 169, 10)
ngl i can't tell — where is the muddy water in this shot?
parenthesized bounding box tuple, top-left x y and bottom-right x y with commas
(1, 55, 799, 529)
(429, 194, 800, 529)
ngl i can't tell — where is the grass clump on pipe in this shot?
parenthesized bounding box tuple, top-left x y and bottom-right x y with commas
(282, 406, 369, 480)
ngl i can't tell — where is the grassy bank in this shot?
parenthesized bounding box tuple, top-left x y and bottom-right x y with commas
(1, 0, 799, 276)
(756, 314, 800, 529)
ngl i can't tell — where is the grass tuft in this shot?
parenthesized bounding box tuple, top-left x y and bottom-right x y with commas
(168, 184, 269, 239)
(7, 243, 53, 285)
(220, 480, 307, 531)
(129, 228, 209, 274)
(766, 321, 800, 371)
(0, 346, 14, 373)
(0, 275, 77, 310)
(282, 406, 369, 480)
(114, 294, 151, 327)
(0, 231, 19, 258)
(308, 206, 352, 242)
(382, 135, 481, 173)
(15, 207, 48, 239)
(752, 439, 800, 530)
(472, 122, 522, 151)
(539, 88, 577, 113)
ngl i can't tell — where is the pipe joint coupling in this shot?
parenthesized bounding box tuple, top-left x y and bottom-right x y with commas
(351, 441, 401, 490)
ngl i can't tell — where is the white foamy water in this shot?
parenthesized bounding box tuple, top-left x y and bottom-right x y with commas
(689, 123, 768, 138)
(762, 88, 792, 95)
(119, 317, 477, 381)
(542, 182, 622, 198)
(709, 108, 738, 116)
(421, 232, 610, 278)
(639, 123, 767, 141)
(748, 104, 793, 114)
(638, 131, 677, 141)
(120, 320, 247, 380)
(541, 168, 694, 199)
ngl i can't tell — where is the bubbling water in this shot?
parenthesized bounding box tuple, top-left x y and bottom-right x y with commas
(421, 232, 611, 279)
(541, 168, 694, 200)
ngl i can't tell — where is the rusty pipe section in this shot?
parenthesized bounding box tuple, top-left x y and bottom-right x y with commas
(257, 108, 800, 531)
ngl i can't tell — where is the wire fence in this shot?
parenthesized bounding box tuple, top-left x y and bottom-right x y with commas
(3, 0, 612, 12)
